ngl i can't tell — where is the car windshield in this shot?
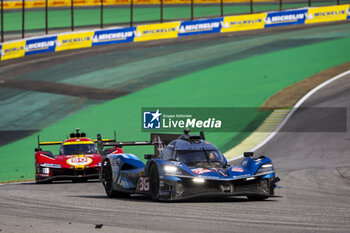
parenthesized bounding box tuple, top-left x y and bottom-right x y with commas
(174, 150, 225, 167)
(61, 144, 96, 155)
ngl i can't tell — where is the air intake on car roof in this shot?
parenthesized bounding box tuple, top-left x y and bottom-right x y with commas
(177, 129, 203, 142)
(69, 128, 87, 138)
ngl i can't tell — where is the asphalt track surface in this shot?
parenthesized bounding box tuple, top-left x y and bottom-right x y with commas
(0, 74, 349, 232)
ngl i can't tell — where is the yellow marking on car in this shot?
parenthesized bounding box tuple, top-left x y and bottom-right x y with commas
(92, 139, 116, 142)
(63, 141, 94, 145)
(39, 141, 63, 145)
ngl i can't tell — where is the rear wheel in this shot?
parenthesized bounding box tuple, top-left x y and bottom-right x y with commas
(102, 160, 129, 198)
(150, 164, 160, 200)
(247, 178, 274, 201)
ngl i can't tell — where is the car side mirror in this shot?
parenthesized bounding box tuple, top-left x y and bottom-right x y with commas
(244, 152, 254, 157)
(144, 154, 156, 160)
(35, 148, 42, 152)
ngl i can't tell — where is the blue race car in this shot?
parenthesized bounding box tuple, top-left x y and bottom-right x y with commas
(97, 130, 280, 201)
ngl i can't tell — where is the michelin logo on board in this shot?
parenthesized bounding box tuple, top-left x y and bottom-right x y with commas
(178, 18, 223, 36)
(265, 9, 308, 27)
(92, 27, 136, 46)
(25, 36, 57, 55)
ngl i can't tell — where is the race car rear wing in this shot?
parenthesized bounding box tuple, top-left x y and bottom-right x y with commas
(35, 128, 116, 151)
(97, 130, 206, 156)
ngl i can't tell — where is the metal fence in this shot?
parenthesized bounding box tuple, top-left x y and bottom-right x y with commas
(0, 0, 347, 42)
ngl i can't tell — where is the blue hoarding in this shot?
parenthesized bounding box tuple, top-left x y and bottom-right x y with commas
(25, 36, 57, 55)
(178, 18, 223, 37)
(92, 27, 136, 46)
(265, 9, 308, 27)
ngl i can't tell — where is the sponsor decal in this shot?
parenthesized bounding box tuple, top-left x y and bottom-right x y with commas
(221, 13, 267, 33)
(1, 41, 26, 61)
(191, 168, 212, 175)
(231, 167, 244, 172)
(134, 22, 180, 42)
(233, 174, 252, 179)
(41, 163, 62, 168)
(25, 36, 57, 55)
(265, 9, 308, 27)
(139, 176, 150, 192)
(66, 157, 93, 166)
(55, 31, 94, 51)
(178, 18, 223, 36)
(116, 158, 121, 166)
(305, 5, 349, 24)
(211, 167, 228, 177)
(92, 27, 136, 46)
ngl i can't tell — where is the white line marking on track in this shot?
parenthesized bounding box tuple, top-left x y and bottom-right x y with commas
(228, 69, 350, 162)
(250, 69, 350, 153)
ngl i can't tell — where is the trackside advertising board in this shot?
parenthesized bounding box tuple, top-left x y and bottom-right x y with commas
(1, 40, 26, 61)
(25, 36, 57, 55)
(1, 4, 349, 62)
(3, 0, 275, 10)
(305, 5, 349, 24)
(55, 32, 94, 52)
(221, 13, 267, 33)
(92, 27, 136, 46)
(134, 22, 180, 42)
(264, 9, 308, 27)
(178, 18, 223, 36)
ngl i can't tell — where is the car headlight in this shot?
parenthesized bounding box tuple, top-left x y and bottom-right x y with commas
(42, 167, 50, 174)
(193, 178, 205, 183)
(163, 165, 191, 176)
(163, 165, 178, 174)
(256, 163, 274, 174)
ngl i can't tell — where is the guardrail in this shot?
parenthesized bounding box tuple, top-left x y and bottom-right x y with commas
(0, 4, 349, 61)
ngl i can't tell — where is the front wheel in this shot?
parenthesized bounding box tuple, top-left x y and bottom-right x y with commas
(247, 178, 274, 201)
(102, 160, 129, 198)
(150, 164, 160, 201)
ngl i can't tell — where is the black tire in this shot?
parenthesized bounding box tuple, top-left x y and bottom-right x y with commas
(102, 160, 129, 198)
(150, 164, 160, 201)
(247, 178, 274, 201)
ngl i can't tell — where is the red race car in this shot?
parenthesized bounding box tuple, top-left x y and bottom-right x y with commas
(34, 128, 115, 184)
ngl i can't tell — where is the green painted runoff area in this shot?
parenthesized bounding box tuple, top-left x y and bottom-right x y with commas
(0, 2, 337, 32)
(1, 35, 350, 182)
